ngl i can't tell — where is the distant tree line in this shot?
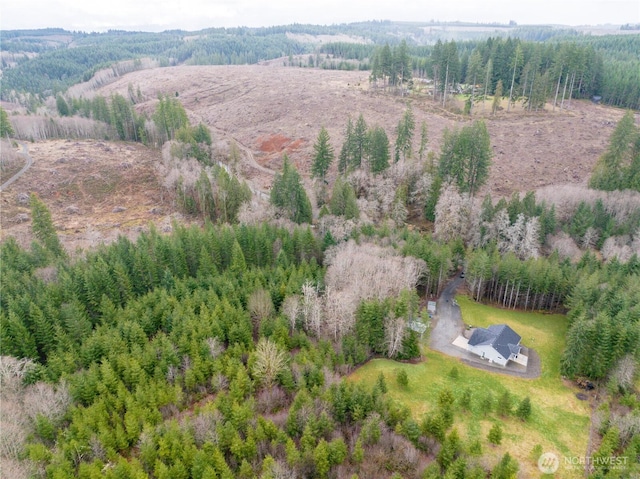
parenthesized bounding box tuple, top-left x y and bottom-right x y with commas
(3, 25, 638, 110)
(349, 35, 640, 109)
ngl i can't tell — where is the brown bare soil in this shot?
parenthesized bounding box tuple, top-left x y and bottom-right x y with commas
(97, 64, 624, 193)
(0, 64, 628, 249)
(0, 140, 188, 252)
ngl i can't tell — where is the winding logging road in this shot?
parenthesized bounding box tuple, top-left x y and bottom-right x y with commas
(0, 142, 32, 192)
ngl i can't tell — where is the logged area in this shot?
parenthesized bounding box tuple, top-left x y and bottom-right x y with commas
(0, 64, 627, 249)
(0, 140, 181, 251)
(96, 64, 623, 194)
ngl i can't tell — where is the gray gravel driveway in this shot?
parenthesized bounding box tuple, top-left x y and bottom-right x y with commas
(429, 275, 541, 379)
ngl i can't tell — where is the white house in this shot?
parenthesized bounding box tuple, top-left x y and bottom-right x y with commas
(467, 324, 522, 367)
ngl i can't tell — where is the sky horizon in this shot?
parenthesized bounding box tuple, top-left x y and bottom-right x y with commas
(2, 0, 639, 33)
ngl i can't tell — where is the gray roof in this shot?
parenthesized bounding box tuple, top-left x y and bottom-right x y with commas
(469, 324, 521, 359)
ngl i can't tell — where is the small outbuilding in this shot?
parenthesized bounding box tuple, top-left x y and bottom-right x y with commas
(467, 324, 522, 367)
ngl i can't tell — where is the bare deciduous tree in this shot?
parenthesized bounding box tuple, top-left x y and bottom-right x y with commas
(248, 289, 274, 326)
(384, 316, 406, 358)
(391, 199, 408, 227)
(320, 241, 426, 341)
(0, 356, 71, 477)
(211, 372, 229, 392)
(520, 216, 540, 259)
(610, 355, 637, 393)
(191, 411, 219, 447)
(0, 140, 20, 173)
(252, 338, 288, 388)
(205, 337, 225, 359)
(601, 235, 634, 263)
(434, 184, 471, 243)
(547, 232, 581, 260)
(317, 215, 359, 243)
(237, 200, 277, 225)
(23, 381, 71, 423)
(301, 282, 323, 336)
(536, 185, 640, 225)
(281, 295, 300, 333)
(581, 227, 599, 249)
(0, 356, 34, 394)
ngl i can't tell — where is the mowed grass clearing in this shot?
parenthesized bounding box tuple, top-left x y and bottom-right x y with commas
(348, 296, 591, 478)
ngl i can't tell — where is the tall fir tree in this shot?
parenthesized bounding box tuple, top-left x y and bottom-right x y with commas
(338, 117, 354, 174)
(30, 193, 66, 258)
(418, 121, 428, 162)
(353, 114, 368, 169)
(270, 155, 312, 224)
(329, 177, 359, 219)
(368, 126, 390, 174)
(0, 106, 14, 137)
(395, 105, 415, 163)
(311, 127, 334, 182)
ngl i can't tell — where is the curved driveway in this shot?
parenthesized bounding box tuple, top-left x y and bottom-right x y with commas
(0, 142, 32, 192)
(429, 275, 541, 379)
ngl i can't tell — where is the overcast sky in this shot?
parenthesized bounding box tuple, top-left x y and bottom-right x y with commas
(2, 0, 639, 32)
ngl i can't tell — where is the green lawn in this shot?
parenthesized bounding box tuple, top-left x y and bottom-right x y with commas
(348, 296, 591, 478)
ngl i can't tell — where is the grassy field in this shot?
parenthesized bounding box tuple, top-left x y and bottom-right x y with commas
(348, 296, 591, 478)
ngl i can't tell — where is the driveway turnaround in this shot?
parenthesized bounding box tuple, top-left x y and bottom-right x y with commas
(429, 276, 541, 379)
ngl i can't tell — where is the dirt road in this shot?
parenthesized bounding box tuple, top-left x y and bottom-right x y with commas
(429, 276, 541, 379)
(0, 142, 32, 192)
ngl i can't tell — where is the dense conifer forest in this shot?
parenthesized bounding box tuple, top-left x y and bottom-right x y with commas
(2, 23, 639, 109)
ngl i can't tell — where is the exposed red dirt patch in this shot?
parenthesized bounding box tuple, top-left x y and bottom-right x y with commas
(255, 134, 308, 168)
(258, 134, 291, 153)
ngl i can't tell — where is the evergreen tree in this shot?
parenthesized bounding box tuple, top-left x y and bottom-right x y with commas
(459, 388, 472, 410)
(270, 155, 312, 224)
(338, 117, 354, 174)
(590, 110, 640, 192)
(395, 105, 415, 163)
(311, 126, 334, 182)
(313, 439, 331, 478)
(230, 240, 247, 275)
(329, 177, 359, 219)
(56, 94, 70, 117)
(110, 93, 138, 141)
(480, 392, 494, 417)
(29, 194, 65, 258)
(353, 114, 368, 169)
(437, 428, 461, 472)
(492, 452, 519, 479)
(438, 120, 492, 197)
(0, 106, 14, 137)
(153, 94, 189, 141)
(396, 369, 409, 389)
(488, 423, 503, 445)
(418, 121, 428, 162)
(368, 126, 390, 174)
(515, 396, 532, 421)
(496, 390, 512, 417)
